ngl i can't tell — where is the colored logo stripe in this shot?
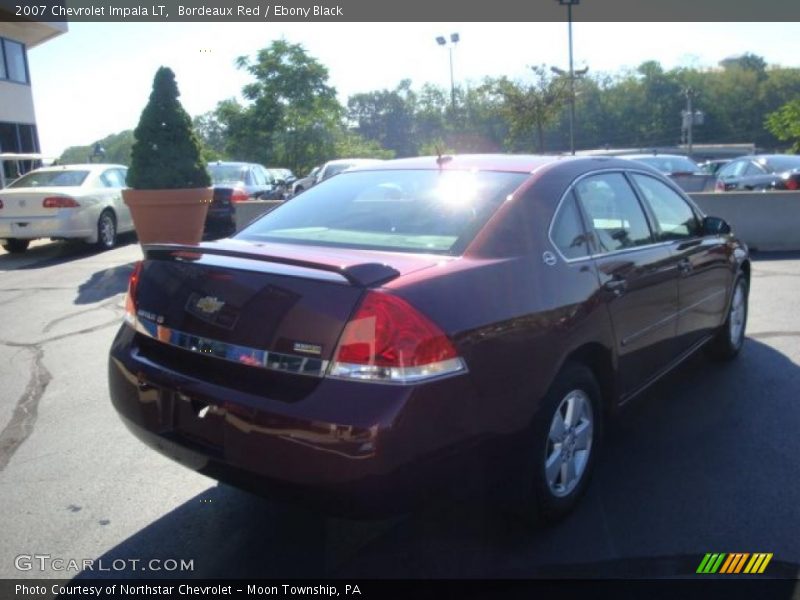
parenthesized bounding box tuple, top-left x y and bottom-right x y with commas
(697, 553, 726, 574)
(697, 553, 773, 574)
(744, 553, 773, 574)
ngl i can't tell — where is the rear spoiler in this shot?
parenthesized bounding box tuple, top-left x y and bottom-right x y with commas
(143, 244, 401, 287)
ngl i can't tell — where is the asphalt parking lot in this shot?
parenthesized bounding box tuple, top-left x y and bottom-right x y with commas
(1, 239, 799, 579)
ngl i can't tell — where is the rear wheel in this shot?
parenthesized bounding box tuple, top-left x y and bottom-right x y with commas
(2, 238, 30, 254)
(510, 364, 603, 525)
(706, 276, 748, 360)
(96, 210, 117, 250)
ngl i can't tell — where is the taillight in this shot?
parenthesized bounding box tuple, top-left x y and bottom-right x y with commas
(42, 196, 80, 208)
(785, 177, 799, 191)
(230, 188, 249, 203)
(328, 291, 466, 384)
(715, 180, 725, 193)
(124, 261, 144, 325)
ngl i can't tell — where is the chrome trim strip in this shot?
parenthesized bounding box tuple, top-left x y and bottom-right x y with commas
(132, 317, 329, 378)
(547, 167, 703, 265)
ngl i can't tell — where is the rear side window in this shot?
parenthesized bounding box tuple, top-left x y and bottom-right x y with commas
(632, 174, 700, 241)
(238, 169, 527, 255)
(551, 192, 590, 259)
(574, 173, 653, 253)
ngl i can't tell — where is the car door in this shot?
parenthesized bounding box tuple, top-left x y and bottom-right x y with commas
(97, 168, 124, 224)
(630, 173, 731, 352)
(573, 172, 680, 398)
(101, 168, 131, 231)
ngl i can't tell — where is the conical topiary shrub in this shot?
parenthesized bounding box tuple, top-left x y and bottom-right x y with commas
(123, 66, 212, 245)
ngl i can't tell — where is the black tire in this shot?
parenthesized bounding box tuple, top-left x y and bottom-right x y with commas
(706, 275, 748, 360)
(510, 363, 604, 525)
(96, 210, 117, 250)
(2, 238, 30, 254)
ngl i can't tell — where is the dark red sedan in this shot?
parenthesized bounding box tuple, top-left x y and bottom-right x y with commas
(109, 155, 750, 521)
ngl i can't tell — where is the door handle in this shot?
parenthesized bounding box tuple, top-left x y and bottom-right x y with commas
(603, 277, 627, 296)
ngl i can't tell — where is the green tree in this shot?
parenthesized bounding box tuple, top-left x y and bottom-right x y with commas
(347, 80, 417, 157)
(59, 130, 135, 165)
(491, 66, 569, 152)
(765, 99, 800, 153)
(127, 66, 210, 189)
(228, 40, 344, 171)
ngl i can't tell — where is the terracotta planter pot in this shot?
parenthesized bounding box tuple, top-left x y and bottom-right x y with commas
(123, 188, 212, 245)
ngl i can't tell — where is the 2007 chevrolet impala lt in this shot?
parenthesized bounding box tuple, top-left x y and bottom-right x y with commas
(108, 155, 749, 520)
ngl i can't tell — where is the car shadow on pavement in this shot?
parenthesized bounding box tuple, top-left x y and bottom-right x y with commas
(75, 337, 800, 579)
(75, 262, 137, 305)
(750, 250, 800, 262)
(0, 234, 137, 272)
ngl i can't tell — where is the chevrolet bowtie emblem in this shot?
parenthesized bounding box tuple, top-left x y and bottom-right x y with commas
(195, 296, 225, 314)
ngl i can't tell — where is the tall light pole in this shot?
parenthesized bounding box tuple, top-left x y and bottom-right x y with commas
(555, 0, 580, 154)
(436, 32, 459, 114)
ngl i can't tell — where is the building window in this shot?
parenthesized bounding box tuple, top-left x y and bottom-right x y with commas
(1, 38, 29, 84)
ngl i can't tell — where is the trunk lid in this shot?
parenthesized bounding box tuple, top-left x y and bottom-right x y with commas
(133, 239, 444, 368)
(0, 187, 83, 218)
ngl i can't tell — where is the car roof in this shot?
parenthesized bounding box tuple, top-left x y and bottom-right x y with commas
(25, 163, 126, 173)
(351, 154, 576, 173)
(324, 158, 384, 167)
(209, 161, 259, 168)
(618, 153, 694, 161)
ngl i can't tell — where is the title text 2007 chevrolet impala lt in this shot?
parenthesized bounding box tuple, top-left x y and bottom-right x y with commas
(109, 155, 749, 520)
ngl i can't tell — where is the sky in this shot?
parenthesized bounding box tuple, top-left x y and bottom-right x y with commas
(26, 22, 800, 157)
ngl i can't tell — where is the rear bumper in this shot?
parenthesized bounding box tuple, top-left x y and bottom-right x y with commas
(0, 211, 94, 241)
(108, 324, 494, 516)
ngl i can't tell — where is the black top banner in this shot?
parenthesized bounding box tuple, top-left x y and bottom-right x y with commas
(1, 0, 800, 22)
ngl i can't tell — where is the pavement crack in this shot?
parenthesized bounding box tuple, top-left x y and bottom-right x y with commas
(43, 297, 123, 334)
(0, 345, 52, 472)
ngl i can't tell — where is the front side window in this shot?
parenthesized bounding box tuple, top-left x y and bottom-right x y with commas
(3, 39, 28, 84)
(238, 169, 527, 255)
(551, 192, 590, 259)
(574, 172, 653, 253)
(632, 174, 700, 241)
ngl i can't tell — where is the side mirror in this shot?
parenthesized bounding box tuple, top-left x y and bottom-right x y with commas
(274, 178, 286, 187)
(703, 215, 731, 235)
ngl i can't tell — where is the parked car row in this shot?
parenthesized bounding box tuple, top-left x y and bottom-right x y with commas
(619, 153, 800, 194)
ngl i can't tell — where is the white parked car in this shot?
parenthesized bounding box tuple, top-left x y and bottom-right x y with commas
(0, 164, 132, 254)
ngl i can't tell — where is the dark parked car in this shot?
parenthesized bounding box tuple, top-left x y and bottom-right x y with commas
(715, 154, 800, 192)
(109, 155, 750, 520)
(620, 153, 716, 192)
(205, 161, 284, 235)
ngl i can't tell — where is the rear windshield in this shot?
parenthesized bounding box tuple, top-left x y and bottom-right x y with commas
(238, 169, 527, 255)
(8, 170, 89, 188)
(209, 164, 247, 185)
(761, 156, 800, 173)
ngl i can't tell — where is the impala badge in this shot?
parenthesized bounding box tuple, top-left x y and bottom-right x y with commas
(195, 296, 225, 315)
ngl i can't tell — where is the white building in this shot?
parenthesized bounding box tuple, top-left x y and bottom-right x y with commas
(0, 15, 66, 178)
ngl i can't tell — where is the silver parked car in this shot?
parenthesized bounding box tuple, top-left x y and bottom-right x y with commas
(0, 164, 131, 254)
